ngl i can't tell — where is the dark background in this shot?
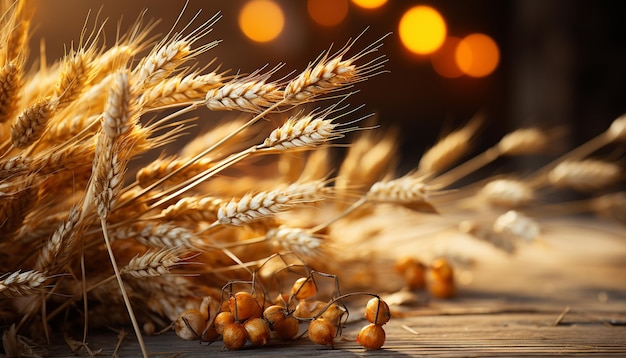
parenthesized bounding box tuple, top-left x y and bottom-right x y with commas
(31, 0, 626, 171)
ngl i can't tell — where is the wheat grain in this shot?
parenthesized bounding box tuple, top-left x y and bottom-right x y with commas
(548, 159, 622, 191)
(0, 61, 21, 123)
(121, 248, 183, 279)
(283, 34, 387, 104)
(266, 226, 324, 257)
(607, 113, 626, 142)
(418, 116, 482, 176)
(367, 176, 432, 208)
(10, 97, 56, 149)
(0, 270, 47, 298)
(479, 179, 535, 208)
(497, 127, 550, 156)
(142, 71, 223, 109)
(136, 156, 214, 188)
(259, 105, 358, 150)
(114, 222, 199, 249)
(493, 210, 540, 242)
(0, 176, 37, 239)
(215, 181, 327, 226)
(205, 69, 282, 112)
(54, 49, 94, 110)
(160, 196, 223, 222)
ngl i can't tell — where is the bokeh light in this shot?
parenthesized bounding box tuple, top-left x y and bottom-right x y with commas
(455, 33, 500, 77)
(351, 0, 387, 10)
(398, 5, 447, 55)
(431, 37, 464, 78)
(239, 0, 285, 43)
(308, 0, 349, 27)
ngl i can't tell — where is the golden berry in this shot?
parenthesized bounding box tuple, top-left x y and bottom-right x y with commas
(273, 316, 300, 340)
(228, 291, 263, 321)
(222, 322, 248, 350)
(244, 317, 271, 346)
(356, 323, 386, 350)
(430, 257, 454, 281)
(291, 277, 317, 300)
(213, 311, 235, 335)
(174, 309, 207, 341)
(427, 276, 456, 298)
(263, 305, 287, 329)
(308, 318, 336, 347)
(364, 297, 391, 325)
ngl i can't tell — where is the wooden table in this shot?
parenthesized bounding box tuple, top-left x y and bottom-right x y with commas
(43, 218, 626, 356)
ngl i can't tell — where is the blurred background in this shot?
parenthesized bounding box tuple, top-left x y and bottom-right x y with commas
(30, 0, 626, 172)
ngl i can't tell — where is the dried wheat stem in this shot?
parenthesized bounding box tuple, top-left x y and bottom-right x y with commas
(10, 97, 56, 149)
(205, 69, 282, 112)
(121, 248, 183, 279)
(418, 115, 482, 177)
(0, 61, 22, 123)
(100, 218, 148, 357)
(0, 270, 47, 298)
(590, 192, 626, 223)
(548, 159, 622, 191)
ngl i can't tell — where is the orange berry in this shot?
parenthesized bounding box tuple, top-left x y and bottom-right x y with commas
(244, 317, 271, 346)
(228, 291, 263, 321)
(174, 309, 207, 341)
(395, 257, 426, 290)
(222, 322, 248, 350)
(213, 311, 235, 335)
(364, 297, 391, 325)
(308, 318, 336, 347)
(273, 316, 300, 340)
(263, 305, 287, 329)
(430, 257, 454, 281)
(356, 323, 386, 350)
(394, 256, 417, 274)
(427, 276, 456, 298)
(291, 277, 317, 300)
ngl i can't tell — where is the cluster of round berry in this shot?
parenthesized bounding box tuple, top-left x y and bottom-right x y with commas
(395, 257, 456, 298)
(174, 266, 391, 351)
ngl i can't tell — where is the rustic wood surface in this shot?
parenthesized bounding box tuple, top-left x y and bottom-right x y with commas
(43, 218, 625, 357)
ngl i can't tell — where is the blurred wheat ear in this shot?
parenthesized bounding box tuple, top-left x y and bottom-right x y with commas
(1, 1, 625, 356)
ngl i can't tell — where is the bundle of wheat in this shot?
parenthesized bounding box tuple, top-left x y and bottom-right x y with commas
(1, 1, 624, 356)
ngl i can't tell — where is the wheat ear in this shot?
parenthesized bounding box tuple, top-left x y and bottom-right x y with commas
(0, 270, 47, 298)
(548, 159, 622, 191)
(478, 178, 535, 208)
(10, 97, 56, 149)
(0, 61, 22, 123)
(121, 248, 184, 279)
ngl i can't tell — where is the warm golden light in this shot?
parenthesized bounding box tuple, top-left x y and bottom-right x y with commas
(351, 0, 388, 10)
(308, 0, 349, 27)
(431, 37, 464, 78)
(239, 0, 285, 43)
(455, 33, 500, 77)
(398, 6, 447, 55)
